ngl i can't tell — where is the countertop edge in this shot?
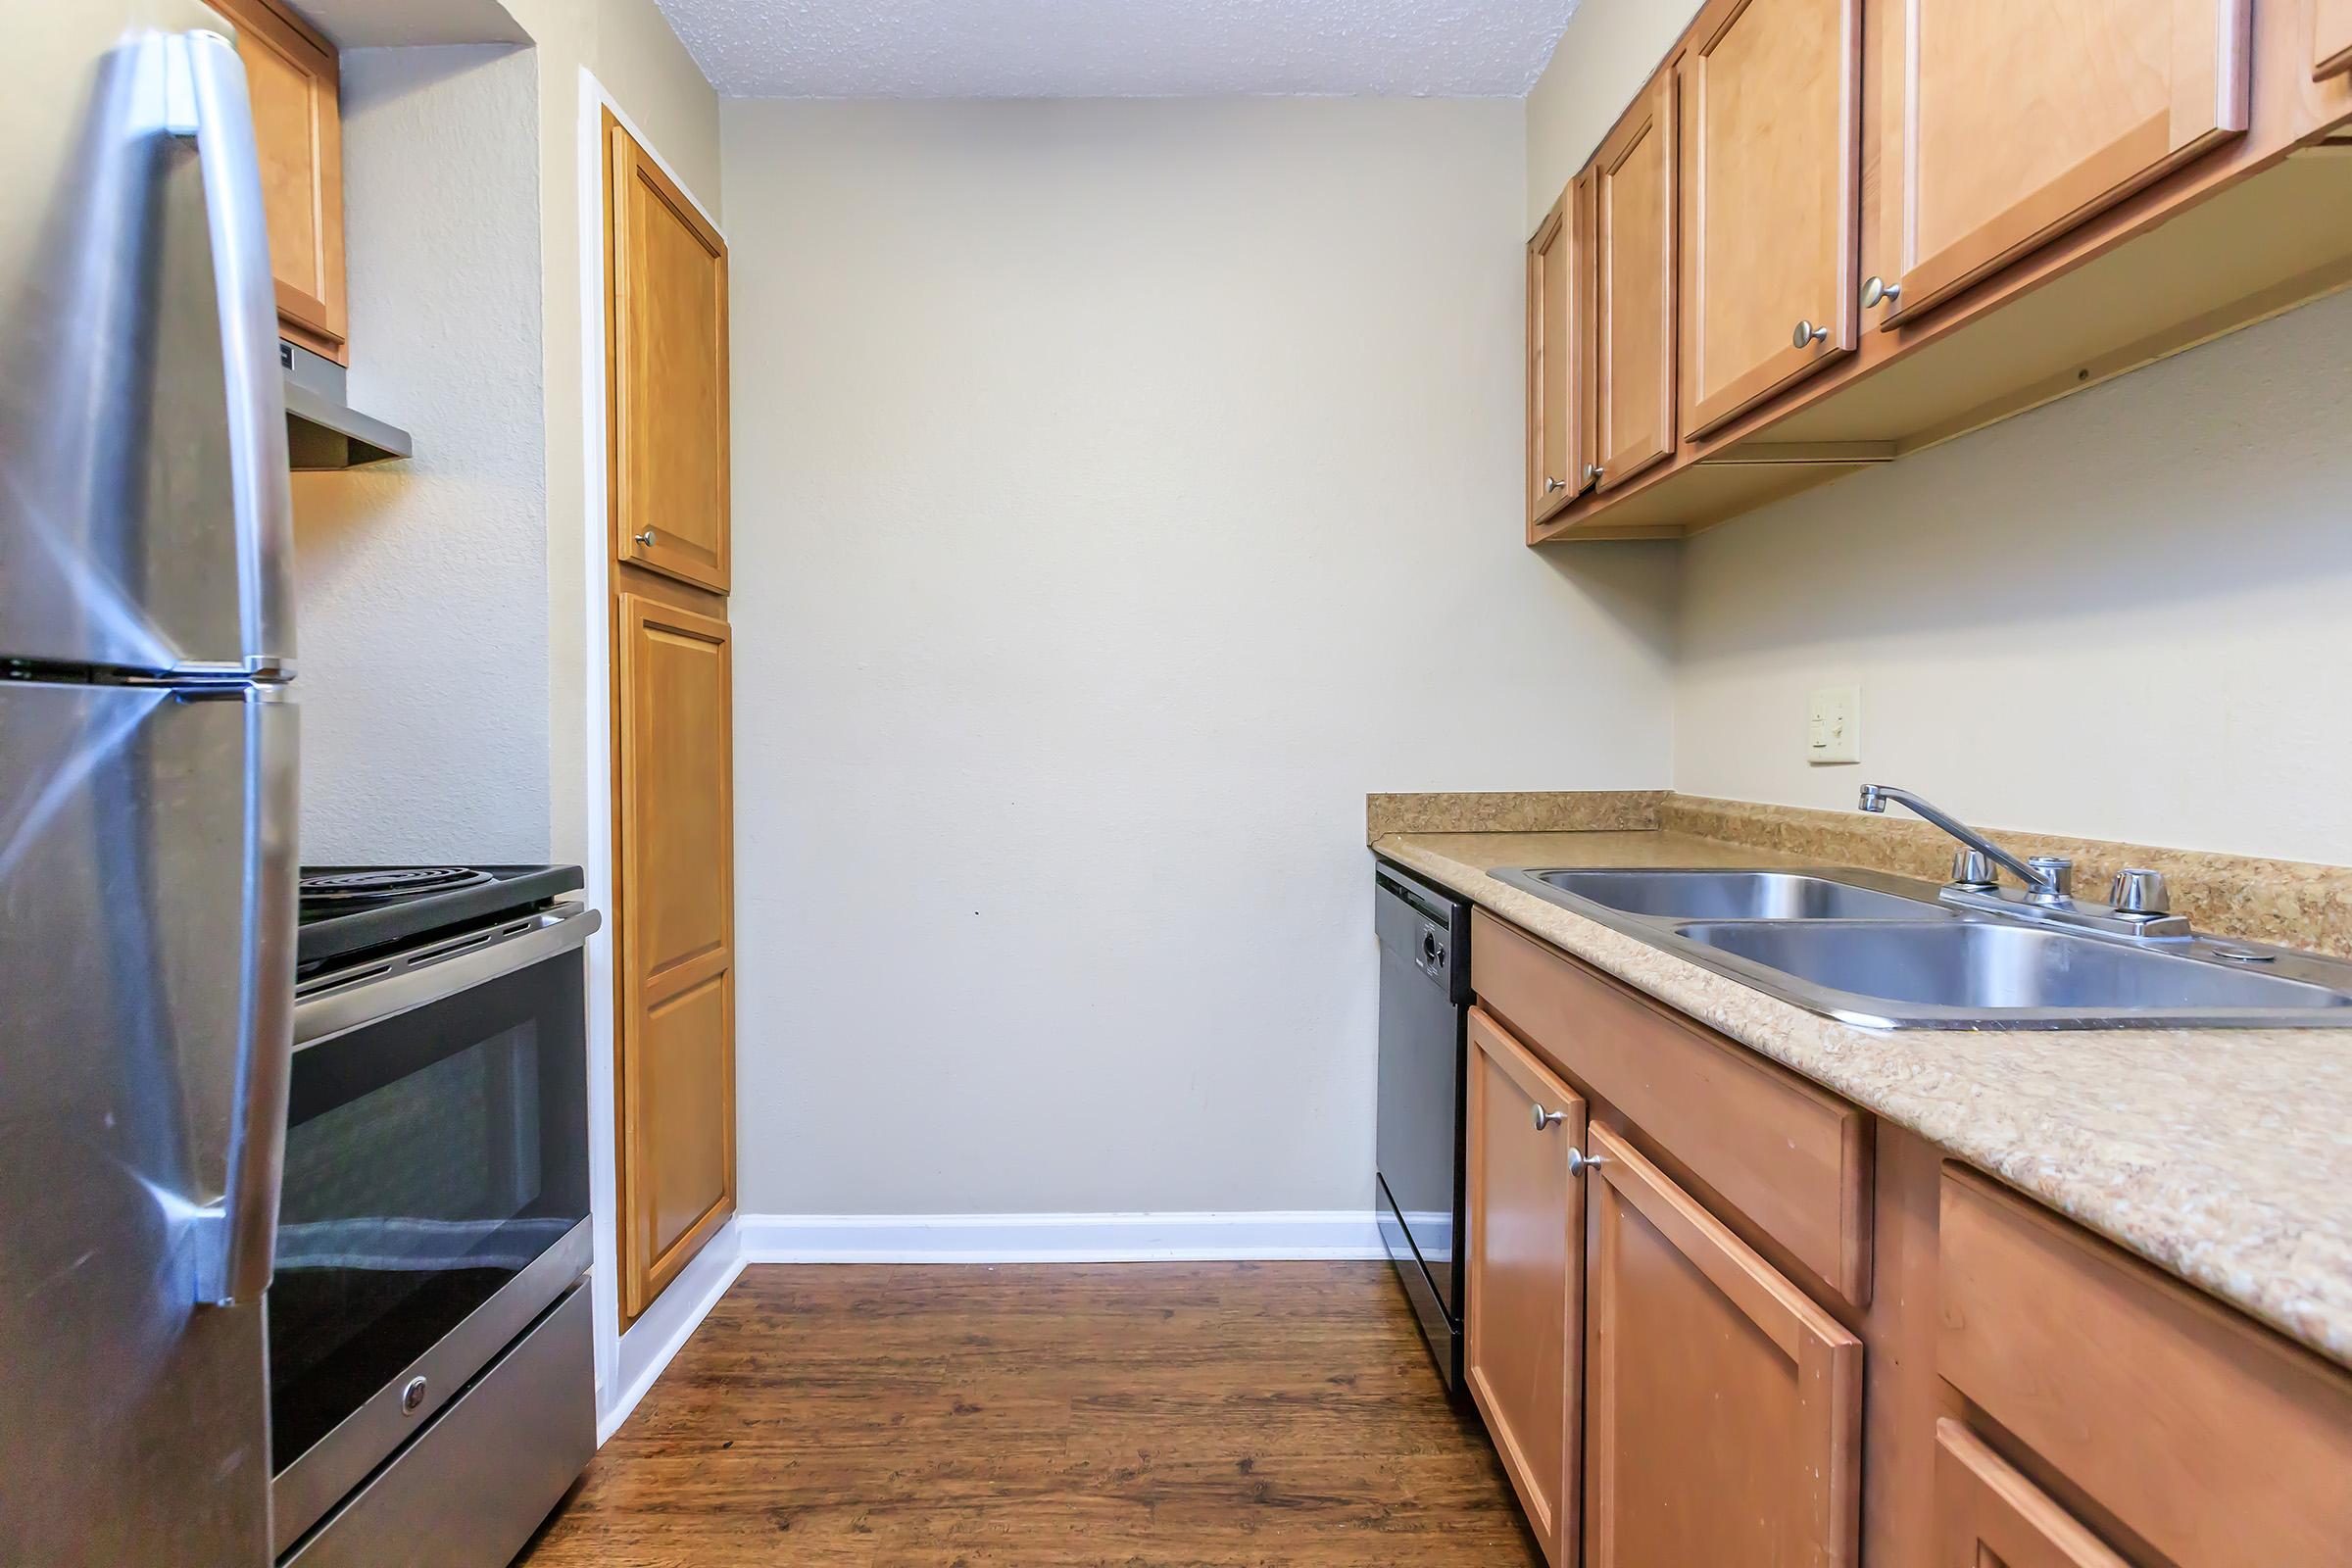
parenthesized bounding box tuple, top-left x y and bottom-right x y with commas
(1372, 831, 2352, 1371)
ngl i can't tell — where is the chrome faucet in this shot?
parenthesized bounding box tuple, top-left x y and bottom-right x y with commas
(1857, 784, 2060, 895)
(1857, 784, 2190, 940)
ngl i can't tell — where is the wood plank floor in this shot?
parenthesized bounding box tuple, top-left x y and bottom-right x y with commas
(518, 1261, 1542, 1565)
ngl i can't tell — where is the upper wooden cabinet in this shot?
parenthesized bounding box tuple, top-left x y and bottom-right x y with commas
(609, 123, 731, 595)
(2322, 0, 2352, 78)
(1881, 0, 2251, 325)
(1678, 0, 1861, 436)
(1529, 0, 2346, 542)
(1525, 180, 1592, 528)
(216, 0, 345, 360)
(1583, 1123, 1862, 1568)
(1464, 1008, 1587, 1567)
(615, 594, 738, 1320)
(1592, 74, 1678, 492)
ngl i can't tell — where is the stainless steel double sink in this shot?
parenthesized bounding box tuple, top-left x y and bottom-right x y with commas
(1490, 867, 2352, 1030)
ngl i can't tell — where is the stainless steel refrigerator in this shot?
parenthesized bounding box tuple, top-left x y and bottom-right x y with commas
(1, 9, 295, 1564)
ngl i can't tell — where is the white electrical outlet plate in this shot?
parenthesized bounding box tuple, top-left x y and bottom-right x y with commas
(1807, 684, 1861, 765)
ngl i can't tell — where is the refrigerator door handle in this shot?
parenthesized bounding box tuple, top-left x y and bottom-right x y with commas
(171, 28, 295, 679)
(204, 689, 298, 1307)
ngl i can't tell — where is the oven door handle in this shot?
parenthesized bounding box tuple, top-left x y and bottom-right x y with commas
(295, 905, 603, 1050)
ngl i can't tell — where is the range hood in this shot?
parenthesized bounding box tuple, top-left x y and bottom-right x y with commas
(281, 340, 415, 469)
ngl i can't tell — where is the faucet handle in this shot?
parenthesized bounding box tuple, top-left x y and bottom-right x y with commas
(2109, 867, 2172, 917)
(2027, 856, 2075, 902)
(1950, 849, 1997, 889)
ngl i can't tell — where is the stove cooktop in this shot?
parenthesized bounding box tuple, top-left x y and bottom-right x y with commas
(297, 863, 584, 972)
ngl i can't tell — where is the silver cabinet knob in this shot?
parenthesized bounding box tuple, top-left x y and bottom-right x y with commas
(401, 1376, 428, 1416)
(1533, 1104, 1566, 1131)
(1950, 849, 1997, 889)
(1861, 275, 1903, 311)
(1567, 1148, 1608, 1177)
(1793, 319, 1830, 349)
(2109, 867, 2172, 916)
(1544, 474, 1566, 494)
(1581, 462, 1603, 489)
(634, 527, 658, 548)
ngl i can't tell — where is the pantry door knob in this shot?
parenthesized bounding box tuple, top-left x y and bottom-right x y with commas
(634, 527, 658, 548)
(1533, 1104, 1566, 1131)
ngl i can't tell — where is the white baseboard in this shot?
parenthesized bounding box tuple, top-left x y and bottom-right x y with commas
(600, 1217, 745, 1445)
(736, 1209, 1386, 1264)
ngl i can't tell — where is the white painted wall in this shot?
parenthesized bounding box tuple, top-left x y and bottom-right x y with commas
(720, 97, 1677, 1216)
(1676, 288, 2352, 863)
(292, 46, 549, 861)
(498, 0, 721, 871)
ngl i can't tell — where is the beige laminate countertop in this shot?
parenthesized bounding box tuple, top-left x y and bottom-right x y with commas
(1375, 828, 2352, 1368)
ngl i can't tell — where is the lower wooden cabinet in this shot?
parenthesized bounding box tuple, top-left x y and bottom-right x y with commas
(614, 593, 737, 1320)
(1934, 1419, 2129, 1568)
(1938, 1165, 2352, 1567)
(1464, 1007, 1586, 1565)
(1583, 1122, 1862, 1568)
(1462, 906, 2352, 1568)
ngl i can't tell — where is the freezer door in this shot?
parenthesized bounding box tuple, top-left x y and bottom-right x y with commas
(0, 677, 295, 1565)
(0, 14, 294, 676)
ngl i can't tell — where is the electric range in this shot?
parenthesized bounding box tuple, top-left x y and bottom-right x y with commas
(296, 863, 585, 973)
(273, 863, 599, 1564)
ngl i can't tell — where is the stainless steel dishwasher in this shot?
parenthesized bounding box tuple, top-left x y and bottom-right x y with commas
(1374, 860, 1472, 1391)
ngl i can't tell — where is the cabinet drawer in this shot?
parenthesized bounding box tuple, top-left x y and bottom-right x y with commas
(1934, 1418, 2129, 1568)
(1470, 909, 1871, 1305)
(1937, 1167, 2352, 1566)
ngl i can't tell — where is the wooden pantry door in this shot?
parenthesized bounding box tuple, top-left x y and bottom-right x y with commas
(615, 593, 737, 1319)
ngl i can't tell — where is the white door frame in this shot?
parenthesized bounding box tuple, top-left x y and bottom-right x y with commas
(573, 67, 743, 1444)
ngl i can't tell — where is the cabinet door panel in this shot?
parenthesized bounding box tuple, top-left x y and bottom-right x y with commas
(1938, 1166, 2352, 1567)
(1526, 180, 1592, 525)
(1935, 1419, 2131, 1568)
(1680, 0, 1860, 436)
(218, 0, 345, 354)
(2323, 0, 2352, 79)
(1585, 1123, 1861, 1568)
(1592, 75, 1677, 490)
(617, 595, 737, 1318)
(639, 969, 733, 1268)
(1889, 0, 2250, 322)
(1465, 1007, 1585, 1567)
(611, 124, 731, 594)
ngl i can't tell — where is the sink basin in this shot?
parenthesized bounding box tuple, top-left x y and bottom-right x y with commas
(1674, 920, 2352, 1025)
(1489, 861, 2352, 1028)
(1504, 868, 1943, 921)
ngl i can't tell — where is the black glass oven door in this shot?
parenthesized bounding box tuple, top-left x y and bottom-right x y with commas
(269, 910, 594, 1550)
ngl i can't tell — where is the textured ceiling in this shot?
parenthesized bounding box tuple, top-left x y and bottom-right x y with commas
(653, 0, 1582, 99)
